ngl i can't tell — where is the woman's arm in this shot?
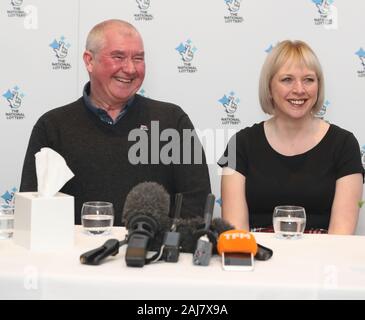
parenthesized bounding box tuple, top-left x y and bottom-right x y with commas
(221, 167, 250, 230)
(328, 173, 363, 234)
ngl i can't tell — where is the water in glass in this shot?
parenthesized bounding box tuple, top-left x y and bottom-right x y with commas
(0, 206, 15, 240)
(273, 206, 306, 239)
(81, 202, 114, 236)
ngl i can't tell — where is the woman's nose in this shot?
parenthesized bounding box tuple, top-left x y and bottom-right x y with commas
(292, 80, 305, 94)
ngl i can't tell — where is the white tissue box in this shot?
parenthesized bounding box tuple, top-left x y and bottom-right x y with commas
(13, 192, 74, 251)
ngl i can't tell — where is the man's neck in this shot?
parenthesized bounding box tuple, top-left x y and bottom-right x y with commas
(89, 93, 126, 121)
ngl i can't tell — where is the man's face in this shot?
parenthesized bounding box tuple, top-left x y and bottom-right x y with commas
(84, 27, 145, 107)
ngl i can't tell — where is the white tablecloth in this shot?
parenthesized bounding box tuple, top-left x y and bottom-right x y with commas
(1, 226, 365, 300)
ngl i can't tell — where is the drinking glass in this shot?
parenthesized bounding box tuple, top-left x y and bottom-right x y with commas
(273, 205, 306, 239)
(0, 206, 15, 240)
(81, 201, 114, 236)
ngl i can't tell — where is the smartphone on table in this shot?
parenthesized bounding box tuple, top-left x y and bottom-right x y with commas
(222, 252, 254, 271)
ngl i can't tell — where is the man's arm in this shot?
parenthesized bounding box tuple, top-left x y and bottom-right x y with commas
(172, 113, 211, 218)
(20, 120, 50, 192)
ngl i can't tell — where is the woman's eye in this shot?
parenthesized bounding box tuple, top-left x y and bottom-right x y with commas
(304, 78, 315, 83)
(281, 77, 292, 83)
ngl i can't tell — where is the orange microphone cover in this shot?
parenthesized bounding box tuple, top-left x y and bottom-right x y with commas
(217, 230, 258, 255)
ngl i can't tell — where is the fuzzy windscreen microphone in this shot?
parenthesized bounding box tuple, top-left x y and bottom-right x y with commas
(122, 182, 171, 267)
(175, 217, 235, 254)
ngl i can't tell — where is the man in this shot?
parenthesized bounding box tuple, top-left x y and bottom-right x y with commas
(20, 19, 211, 225)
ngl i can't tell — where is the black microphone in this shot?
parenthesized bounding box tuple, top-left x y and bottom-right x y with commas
(175, 217, 273, 261)
(192, 193, 215, 266)
(122, 182, 171, 267)
(174, 216, 233, 253)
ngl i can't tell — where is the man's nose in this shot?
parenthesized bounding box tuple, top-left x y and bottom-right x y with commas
(121, 58, 136, 73)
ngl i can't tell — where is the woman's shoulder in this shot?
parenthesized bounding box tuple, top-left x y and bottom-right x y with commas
(324, 123, 363, 157)
(236, 121, 264, 139)
(327, 123, 359, 143)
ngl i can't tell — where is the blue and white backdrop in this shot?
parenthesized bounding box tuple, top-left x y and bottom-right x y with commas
(1, 0, 365, 232)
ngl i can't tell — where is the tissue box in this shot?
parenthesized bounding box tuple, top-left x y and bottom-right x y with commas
(13, 192, 74, 251)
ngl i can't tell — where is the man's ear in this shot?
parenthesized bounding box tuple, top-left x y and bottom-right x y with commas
(83, 50, 94, 73)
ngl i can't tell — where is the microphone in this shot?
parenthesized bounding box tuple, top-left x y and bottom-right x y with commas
(217, 230, 258, 271)
(80, 239, 121, 265)
(175, 216, 234, 253)
(217, 230, 258, 256)
(176, 216, 273, 261)
(122, 182, 171, 267)
(161, 193, 182, 263)
(192, 193, 215, 266)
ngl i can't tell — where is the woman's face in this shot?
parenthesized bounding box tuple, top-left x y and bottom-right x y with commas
(270, 61, 319, 120)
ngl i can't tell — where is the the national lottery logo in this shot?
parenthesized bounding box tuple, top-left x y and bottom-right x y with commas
(49, 36, 72, 70)
(1, 187, 17, 208)
(216, 198, 222, 207)
(265, 44, 274, 53)
(265, 42, 281, 54)
(361, 145, 365, 170)
(219, 92, 241, 125)
(2, 86, 25, 120)
(138, 88, 149, 98)
(355, 48, 365, 77)
(315, 100, 330, 121)
(224, 0, 243, 23)
(11, 0, 23, 5)
(312, 0, 337, 28)
(7, 0, 26, 17)
(175, 40, 198, 73)
(313, 0, 333, 17)
(134, 0, 153, 21)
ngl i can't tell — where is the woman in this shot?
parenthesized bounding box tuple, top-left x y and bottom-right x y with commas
(218, 40, 364, 234)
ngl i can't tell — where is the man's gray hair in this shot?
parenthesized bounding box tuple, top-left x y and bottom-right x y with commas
(85, 19, 140, 53)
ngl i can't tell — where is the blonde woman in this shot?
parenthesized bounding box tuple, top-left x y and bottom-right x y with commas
(219, 40, 364, 234)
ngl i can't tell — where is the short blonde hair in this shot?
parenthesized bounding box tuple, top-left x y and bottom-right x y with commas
(259, 40, 325, 115)
(85, 19, 140, 54)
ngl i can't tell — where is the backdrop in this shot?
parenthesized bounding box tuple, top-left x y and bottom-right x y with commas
(1, 0, 365, 232)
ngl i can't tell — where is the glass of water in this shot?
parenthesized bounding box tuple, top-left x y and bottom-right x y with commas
(273, 205, 306, 239)
(81, 201, 114, 236)
(0, 205, 15, 240)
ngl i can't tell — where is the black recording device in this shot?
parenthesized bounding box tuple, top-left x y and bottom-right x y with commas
(80, 239, 121, 265)
(192, 193, 215, 266)
(161, 193, 183, 263)
(122, 182, 171, 267)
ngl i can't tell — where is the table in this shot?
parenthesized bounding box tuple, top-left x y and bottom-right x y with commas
(1, 226, 365, 299)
